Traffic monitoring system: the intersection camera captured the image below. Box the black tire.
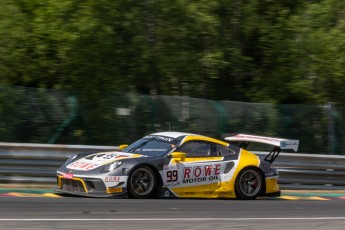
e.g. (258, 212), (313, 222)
(235, 167), (264, 200)
(127, 166), (157, 198)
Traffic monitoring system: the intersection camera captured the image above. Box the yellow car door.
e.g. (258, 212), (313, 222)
(163, 141), (225, 198)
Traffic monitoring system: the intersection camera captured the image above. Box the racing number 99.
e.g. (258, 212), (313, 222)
(166, 170), (178, 182)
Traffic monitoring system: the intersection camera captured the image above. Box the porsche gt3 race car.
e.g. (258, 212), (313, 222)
(55, 132), (299, 200)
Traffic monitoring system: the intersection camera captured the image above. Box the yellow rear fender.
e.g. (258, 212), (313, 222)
(220, 149), (261, 197)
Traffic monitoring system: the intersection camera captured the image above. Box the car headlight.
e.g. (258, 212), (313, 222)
(65, 154), (78, 165)
(104, 160), (123, 172)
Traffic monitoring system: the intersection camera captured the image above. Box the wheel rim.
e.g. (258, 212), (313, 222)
(130, 168), (154, 196)
(239, 169), (261, 197)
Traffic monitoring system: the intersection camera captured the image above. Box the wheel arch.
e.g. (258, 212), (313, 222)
(127, 163), (161, 180)
(234, 165), (266, 199)
(126, 163), (163, 198)
(256, 166), (266, 195)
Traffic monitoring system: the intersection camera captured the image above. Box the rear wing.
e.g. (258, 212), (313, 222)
(224, 134), (299, 163)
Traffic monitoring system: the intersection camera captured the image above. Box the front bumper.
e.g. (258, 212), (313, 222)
(56, 175), (127, 197)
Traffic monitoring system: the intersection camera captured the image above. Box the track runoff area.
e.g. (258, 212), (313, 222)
(0, 194), (344, 230)
(0, 188), (345, 200)
(0, 190), (344, 230)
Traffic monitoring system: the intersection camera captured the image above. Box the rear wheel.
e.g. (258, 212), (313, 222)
(235, 167), (264, 200)
(128, 166), (156, 198)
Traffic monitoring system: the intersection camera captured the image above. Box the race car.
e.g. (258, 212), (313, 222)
(55, 132), (299, 199)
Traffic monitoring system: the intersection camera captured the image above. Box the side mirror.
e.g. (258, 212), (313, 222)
(119, 144), (129, 150)
(170, 152), (186, 161)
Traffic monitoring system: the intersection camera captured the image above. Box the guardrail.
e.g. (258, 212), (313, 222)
(0, 142), (117, 184)
(0, 143), (344, 190)
(254, 151), (345, 190)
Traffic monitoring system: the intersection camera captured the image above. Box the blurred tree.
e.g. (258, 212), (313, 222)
(244, 0), (345, 104)
(0, 0), (345, 105)
(0, 0), (30, 85)
(286, 0), (345, 104)
(1, 0), (345, 151)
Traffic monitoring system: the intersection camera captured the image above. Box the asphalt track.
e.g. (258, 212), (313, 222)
(0, 195), (345, 230)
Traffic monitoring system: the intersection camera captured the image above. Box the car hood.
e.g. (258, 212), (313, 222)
(66, 151), (144, 171)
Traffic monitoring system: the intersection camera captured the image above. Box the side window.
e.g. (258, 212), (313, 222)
(177, 141), (215, 157)
(216, 144), (236, 156)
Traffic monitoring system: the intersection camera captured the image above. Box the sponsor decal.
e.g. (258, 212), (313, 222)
(164, 191), (170, 197)
(105, 176), (121, 182)
(281, 141), (299, 149)
(182, 175), (220, 184)
(164, 163), (222, 185)
(86, 153), (130, 162)
(67, 161), (100, 171)
(230, 134), (298, 151)
(146, 135), (175, 143)
(107, 187), (123, 193)
(182, 164), (221, 184)
(166, 170), (178, 182)
(163, 165), (170, 171)
(62, 173), (73, 179)
(234, 134), (283, 142)
(67, 152), (140, 171)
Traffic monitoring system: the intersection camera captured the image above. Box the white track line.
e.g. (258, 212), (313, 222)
(0, 217), (345, 221)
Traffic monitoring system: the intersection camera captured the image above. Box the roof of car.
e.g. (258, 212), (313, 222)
(151, 131), (229, 146)
(151, 131), (204, 139)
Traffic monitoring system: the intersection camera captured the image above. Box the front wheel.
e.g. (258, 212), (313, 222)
(235, 167), (264, 200)
(127, 166), (157, 198)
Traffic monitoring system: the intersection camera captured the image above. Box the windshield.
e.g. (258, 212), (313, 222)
(123, 135), (181, 157)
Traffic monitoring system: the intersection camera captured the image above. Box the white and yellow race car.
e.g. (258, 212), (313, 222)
(55, 132), (299, 199)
